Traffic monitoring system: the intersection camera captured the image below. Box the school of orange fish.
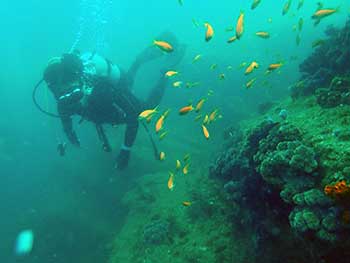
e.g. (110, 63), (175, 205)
(142, 0), (339, 205)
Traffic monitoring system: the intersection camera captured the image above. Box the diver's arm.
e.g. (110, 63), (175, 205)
(58, 105), (80, 147)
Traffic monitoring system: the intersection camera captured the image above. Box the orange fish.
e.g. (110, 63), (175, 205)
(245, 61), (259, 75)
(255, 31), (270, 38)
(267, 63), (283, 71)
(204, 22), (214, 42)
(202, 125), (210, 139)
(312, 8), (338, 20)
(182, 201), (192, 207)
(167, 172), (175, 190)
(165, 70), (178, 77)
(179, 105), (194, 115)
(154, 40), (173, 52)
(195, 98), (206, 112)
(155, 115), (165, 133)
(209, 109), (219, 122)
(236, 12), (244, 39)
(227, 36), (237, 43)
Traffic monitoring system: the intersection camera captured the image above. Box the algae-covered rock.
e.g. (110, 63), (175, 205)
(143, 219), (170, 245)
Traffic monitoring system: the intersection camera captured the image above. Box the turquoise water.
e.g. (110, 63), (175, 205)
(1, 0), (350, 262)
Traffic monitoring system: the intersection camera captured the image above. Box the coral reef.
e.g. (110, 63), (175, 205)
(290, 19), (350, 98)
(315, 76), (350, 108)
(211, 115), (350, 261)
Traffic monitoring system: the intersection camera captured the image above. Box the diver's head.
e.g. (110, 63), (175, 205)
(43, 52), (84, 99)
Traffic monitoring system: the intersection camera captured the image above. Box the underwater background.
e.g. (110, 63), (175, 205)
(1, 0), (350, 262)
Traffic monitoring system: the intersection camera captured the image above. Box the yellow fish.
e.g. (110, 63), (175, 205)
(236, 12), (245, 39)
(255, 31), (270, 39)
(159, 151), (166, 161)
(182, 201), (192, 206)
(246, 78), (256, 89)
(204, 22), (214, 42)
(312, 8), (338, 20)
(154, 40), (173, 53)
(245, 61), (259, 75)
(173, 81), (182, 88)
(165, 70), (178, 77)
(167, 172), (175, 190)
(193, 54), (202, 63)
(267, 63), (283, 71)
(176, 160), (181, 170)
(139, 107), (157, 119)
(183, 163), (190, 175)
(195, 98), (206, 112)
(209, 109), (219, 122)
(202, 125), (210, 139)
(227, 36), (237, 43)
(203, 114), (209, 124)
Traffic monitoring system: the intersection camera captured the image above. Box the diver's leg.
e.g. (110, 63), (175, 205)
(96, 124), (111, 152)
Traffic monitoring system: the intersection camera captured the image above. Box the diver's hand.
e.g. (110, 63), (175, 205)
(116, 148), (130, 170)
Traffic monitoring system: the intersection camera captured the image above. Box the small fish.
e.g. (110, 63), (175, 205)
(195, 98), (206, 112)
(219, 73), (225, 80)
(186, 82), (200, 88)
(167, 172), (175, 190)
(282, 0), (292, 16)
(209, 109), (219, 122)
(165, 70), (179, 77)
(204, 22), (214, 42)
(155, 115), (165, 133)
(159, 151), (166, 161)
(203, 114), (209, 125)
(227, 65), (233, 70)
(202, 125), (210, 139)
(227, 35), (237, 43)
(153, 40), (173, 53)
(183, 163), (190, 175)
(182, 201), (192, 207)
(296, 34), (301, 46)
(178, 0), (183, 6)
(297, 0), (304, 10)
(311, 39), (325, 48)
(238, 62), (247, 69)
(298, 18), (304, 31)
(225, 26), (234, 32)
(139, 107), (157, 119)
(245, 61), (259, 75)
(194, 114), (203, 121)
(236, 12), (245, 39)
(183, 153), (191, 162)
(210, 63), (218, 70)
(192, 18), (200, 28)
(207, 89), (214, 96)
(159, 131), (169, 140)
(246, 78), (256, 89)
(192, 54), (202, 63)
(312, 8), (338, 20)
(251, 0), (261, 10)
(255, 31), (270, 38)
(57, 142), (66, 156)
(173, 81), (182, 88)
(179, 105), (194, 115)
(267, 17), (273, 23)
(267, 63), (283, 71)
(176, 160), (181, 170)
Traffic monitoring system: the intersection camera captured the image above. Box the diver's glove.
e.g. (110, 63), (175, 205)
(116, 145), (131, 170)
(68, 131), (80, 147)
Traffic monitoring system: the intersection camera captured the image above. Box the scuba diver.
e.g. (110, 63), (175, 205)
(40, 32), (185, 169)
